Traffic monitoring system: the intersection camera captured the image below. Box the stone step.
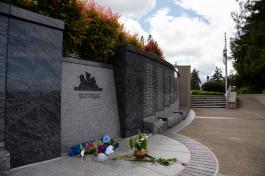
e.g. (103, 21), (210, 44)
(192, 105), (226, 108)
(192, 97), (225, 99)
(191, 95), (226, 108)
(192, 100), (226, 102)
(191, 103), (226, 106)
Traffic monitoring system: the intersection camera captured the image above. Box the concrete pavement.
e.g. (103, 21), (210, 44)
(6, 135), (191, 176)
(179, 95), (265, 176)
(3, 110), (220, 176)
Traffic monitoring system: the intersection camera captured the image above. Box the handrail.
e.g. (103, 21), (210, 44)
(225, 85), (232, 109)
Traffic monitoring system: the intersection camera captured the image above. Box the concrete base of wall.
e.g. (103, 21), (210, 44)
(0, 148), (10, 172)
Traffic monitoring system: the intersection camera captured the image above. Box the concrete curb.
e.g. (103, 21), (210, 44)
(175, 134), (219, 176)
(163, 109), (219, 176)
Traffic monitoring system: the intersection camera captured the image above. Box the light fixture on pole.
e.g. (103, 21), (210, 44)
(223, 33), (228, 94)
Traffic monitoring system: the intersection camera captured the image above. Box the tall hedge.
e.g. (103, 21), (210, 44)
(202, 82), (225, 93)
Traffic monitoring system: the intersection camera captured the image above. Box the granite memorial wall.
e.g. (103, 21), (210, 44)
(0, 2), (182, 170)
(61, 58), (120, 152)
(0, 3), (64, 167)
(113, 45), (179, 138)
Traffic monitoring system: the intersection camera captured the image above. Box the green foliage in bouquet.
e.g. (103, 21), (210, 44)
(129, 130), (148, 150)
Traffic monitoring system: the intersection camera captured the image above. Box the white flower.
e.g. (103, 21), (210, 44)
(96, 153), (108, 161)
(80, 149), (85, 158)
(105, 145), (114, 156)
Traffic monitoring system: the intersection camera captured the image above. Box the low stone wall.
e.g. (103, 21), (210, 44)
(238, 94), (265, 106)
(228, 92), (237, 109)
(61, 58), (120, 152)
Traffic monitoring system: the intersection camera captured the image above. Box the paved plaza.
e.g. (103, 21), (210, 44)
(180, 95), (265, 176)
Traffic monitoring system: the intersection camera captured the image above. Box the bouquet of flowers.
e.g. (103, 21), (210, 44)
(68, 135), (119, 161)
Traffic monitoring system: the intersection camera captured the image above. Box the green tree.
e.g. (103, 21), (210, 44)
(210, 67), (223, 82)
(230, 0), (265, 92)
(191, 69), (201, 90)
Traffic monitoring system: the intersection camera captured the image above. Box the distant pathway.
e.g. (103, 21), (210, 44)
(179, 95), (265, 176)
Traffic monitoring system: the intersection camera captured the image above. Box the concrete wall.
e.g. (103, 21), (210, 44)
(176, 65), (191, 108)
(238, 94), (265, 106)
(0, 3), (64, 167)
(113, 45), (179, 137)
(61, 58), (120, 152)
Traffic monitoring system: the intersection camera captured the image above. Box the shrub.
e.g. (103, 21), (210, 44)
(144, 35), (164, 59)
(191, 90), (224, 95)
(122, 33), (143, 49)
(202, 82), (225, 92)
(237, 86), (258, 94)
(78, 0), (122, 62)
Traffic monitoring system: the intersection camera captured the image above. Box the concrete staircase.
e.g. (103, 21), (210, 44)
(191, 95), (226, 108)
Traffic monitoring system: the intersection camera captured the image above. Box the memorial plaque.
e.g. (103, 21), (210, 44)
(165, 70), (170, 106)
(61, 58), (120, 151)
(155, 67), (163, 111)
(174, 71), (178, 101)
(170, 70), (174, 104)
(143, 63), (155, 117)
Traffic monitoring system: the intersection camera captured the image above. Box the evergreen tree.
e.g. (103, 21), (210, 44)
(191, 69), (201, 90)
(210, 67), (223, 82)
(230, 0), (265, 92)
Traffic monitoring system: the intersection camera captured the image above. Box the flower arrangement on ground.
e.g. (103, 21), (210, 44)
(68, 135), (119, 161)
(111, 130), (181, 166)
(129, 130), (148, 159)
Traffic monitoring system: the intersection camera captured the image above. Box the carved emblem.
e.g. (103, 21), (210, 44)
(74, 72), (103, 91)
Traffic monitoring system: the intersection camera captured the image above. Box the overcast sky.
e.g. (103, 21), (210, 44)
(95, 0), (240, 82)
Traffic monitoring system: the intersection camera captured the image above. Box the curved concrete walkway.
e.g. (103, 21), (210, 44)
(5, 110), (219, 176)
(180, 95), (265, 176)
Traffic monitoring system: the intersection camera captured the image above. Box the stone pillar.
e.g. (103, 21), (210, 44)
(176, 65), (191, 108)
(0, 3), (64, 168)
(0, 4), (8, 146)
(0, 3), (10, 172)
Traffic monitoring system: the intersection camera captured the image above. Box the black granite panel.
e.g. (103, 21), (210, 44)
(155, 65), (163, 111)
(0, 2), (64, 30)
(113, 45), (177, 137)
(170, 70), (174, 104)
(112, 48), (126, 137)
(161, 67), (166, 108)
(0, 2), (10, 14)
(143, 63), (155, 117)
(5, 17), (62, 167)
(165, 70), (170, 107)
(125, 51), (144, 136)
(6, 59), (61, 167)
(0, 15), (8, 57)
(0, 59), (6, 143)
(8, 19), (63, 62)
(0, 14), (8, 143)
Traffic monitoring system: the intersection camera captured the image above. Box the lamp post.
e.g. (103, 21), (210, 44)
(223, 33), (228, 94)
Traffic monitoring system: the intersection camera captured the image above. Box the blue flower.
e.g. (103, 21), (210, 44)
(103, 135), (111, 144)
(114, 143), (119, 149)
(68, 145), (81, 156)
